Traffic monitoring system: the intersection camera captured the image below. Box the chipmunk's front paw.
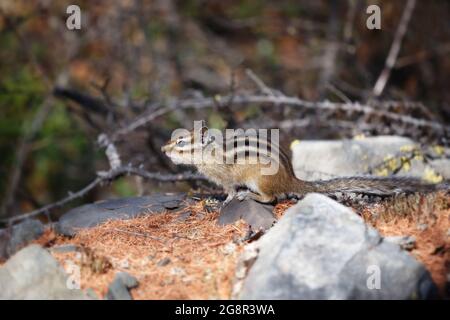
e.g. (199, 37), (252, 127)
(222, 192), (235, 207)
(236, 190), (251, 201)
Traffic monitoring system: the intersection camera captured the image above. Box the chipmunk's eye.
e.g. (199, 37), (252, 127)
(176, 139), (186, 147)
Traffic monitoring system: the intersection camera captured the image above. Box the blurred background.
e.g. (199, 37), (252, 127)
(0, 0), (449, 219)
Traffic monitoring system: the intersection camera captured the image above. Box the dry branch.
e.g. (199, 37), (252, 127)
(2, 166), (206, 224)
(111, 94), (449, 141)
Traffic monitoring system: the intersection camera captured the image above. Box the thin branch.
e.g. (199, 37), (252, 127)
(1, 96), (53, 216)
(245, 69), (275, 97)
(111, 227), (164, 242)
(55, 86), (447, 141)
(97, 134), (122, 169)
(2, 166), (206, 224)
(372, 0), (416, 97)
(326, 84), (351, 103)
(110, 94), (448, 141)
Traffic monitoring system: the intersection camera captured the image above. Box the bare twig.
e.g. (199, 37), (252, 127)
(1, 97), (53, 216)
(1, 166), (206, 224)
(110, 94), (448, 141)
(97, 134), (122, 170)
(55, 85), (447, 140)
(372, 0), (416, 97)
(326, 84), (352, 103)
(111, 227), (164, 242)
(245, 69), (275, 97)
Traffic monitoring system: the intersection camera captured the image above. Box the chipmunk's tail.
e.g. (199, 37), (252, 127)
(298, 176), (446, 196)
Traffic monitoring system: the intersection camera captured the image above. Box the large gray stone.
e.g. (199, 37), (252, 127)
(291, 136), (445, 180)
(239, 194), (437, 299)
(56, 193), (186, 236)
(0, 244), (87, 299)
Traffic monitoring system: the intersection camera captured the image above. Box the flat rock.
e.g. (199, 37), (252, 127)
(56, 193), (186, 236)
(0, 244), (87, 299)
(291, 136), (445, 180)
(239, 193), (437, 299)
(218, 198), (276, 230)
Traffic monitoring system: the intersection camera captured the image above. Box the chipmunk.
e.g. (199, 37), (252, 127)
(161, 122), (442, 205)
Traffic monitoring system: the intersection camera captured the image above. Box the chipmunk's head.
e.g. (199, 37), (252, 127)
(161, 121), (215, 165)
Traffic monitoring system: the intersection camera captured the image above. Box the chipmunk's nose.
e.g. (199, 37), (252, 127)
(161, 145), (169, 153)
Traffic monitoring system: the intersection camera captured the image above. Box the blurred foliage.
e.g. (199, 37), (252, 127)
(113, 179), (138, 198)
(0, 0), (449, 215)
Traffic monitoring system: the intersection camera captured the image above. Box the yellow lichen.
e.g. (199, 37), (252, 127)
(384, 156), (400, 172)
(432, 145), (445, 156)
(399, 145), (417, 153)
(290, 139), (301, 150)
(402, 160), (411, 172)
(375, 168), (389, 177)
(423, 167), (443, 184)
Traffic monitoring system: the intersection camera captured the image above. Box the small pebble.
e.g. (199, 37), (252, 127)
(157, 257), (171, 267)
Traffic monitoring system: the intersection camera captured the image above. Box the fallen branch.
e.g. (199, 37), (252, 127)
(2, 166), (206, 224)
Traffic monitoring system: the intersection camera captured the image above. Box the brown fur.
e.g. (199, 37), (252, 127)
(162, 127), (444, 204)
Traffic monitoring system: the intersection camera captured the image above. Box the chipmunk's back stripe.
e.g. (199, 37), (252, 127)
(222, 133), (292, 170)
(240, 134), (292, 171)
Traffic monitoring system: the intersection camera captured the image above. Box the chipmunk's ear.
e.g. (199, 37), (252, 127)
(199, 121), (215, 145)
(200, 125), (209, 145)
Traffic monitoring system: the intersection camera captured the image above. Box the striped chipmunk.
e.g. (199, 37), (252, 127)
(161, 121), (444, 205)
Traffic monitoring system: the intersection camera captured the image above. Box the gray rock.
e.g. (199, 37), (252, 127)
(7, 219), (45, 256)
(0, 219), (46, 260)
(0, 229), (9, 261)
(0, 244), (87, 299)
(385, 235), (416, 250)
(239, 194), (437, 299)
(218, 198), (276, 230)
(157, 257), (171, 267)
(177, 211), (192, 222)
(50, 244), (80, 253)
(106, 272), (138, 300)
(56, 193), (186, 236)
(291, 136), (434, 180)
(428, 159), (450, 180)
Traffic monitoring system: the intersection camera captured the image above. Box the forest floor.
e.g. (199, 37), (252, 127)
(34, 192), (449, 299)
